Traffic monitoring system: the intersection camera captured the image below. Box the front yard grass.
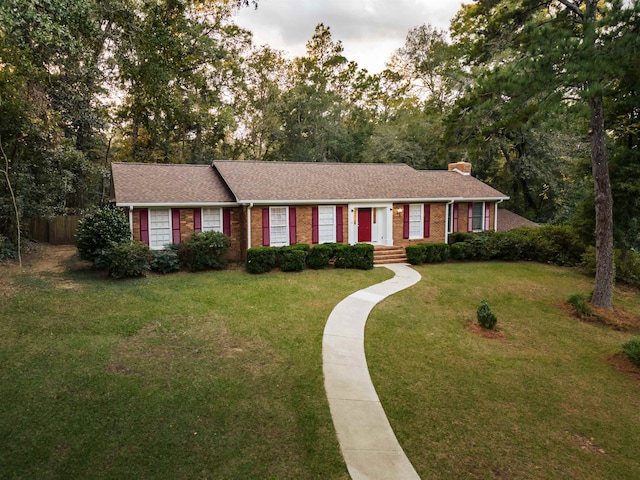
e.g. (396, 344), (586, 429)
(1, 251), (639, 479)
(367, 262), (640, 479)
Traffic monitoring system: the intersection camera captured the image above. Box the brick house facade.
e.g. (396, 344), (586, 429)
(111, 160), (509, 260)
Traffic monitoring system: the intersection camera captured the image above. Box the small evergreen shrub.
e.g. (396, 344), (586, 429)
(405, 245), (424, 265)
(622, 336), (640, 366)
(99, 241), (151, 278)
(76, 206), (131, 263)
(450, 242), (470, 260)
(477, 300), (498, 330)
(177, 230), (230, 272)
(246, 246), (277, 274)
(423, 243), (450, 263)
(334, 243), (374, 270)
(307, 243), (335, 269)
(567, 293), (593, 318)
(279, 246), (307, 272)
(150, 248), (181, 274)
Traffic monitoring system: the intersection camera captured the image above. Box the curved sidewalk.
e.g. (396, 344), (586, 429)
(322, 264), (422, 480)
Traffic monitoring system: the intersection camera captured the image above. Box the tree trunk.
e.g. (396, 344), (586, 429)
(589, 94), (614, 309)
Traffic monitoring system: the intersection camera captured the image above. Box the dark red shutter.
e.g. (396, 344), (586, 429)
(172, 208), (181, 244)
(312, 207), (319, 244)
(223, 208), (231, 236)
(424, 204), (430, 238)
(484, 203), (491, 231)
(139, 209), (149, 245)
(289, 207), (297, 245)
(468, 203), (474, 232)
(336, 206), (343, 243)
(403, 204), (410, 239)
(453, 204), (459, 233)
(262, 208), (270, 246)
(194, 209), (202, 232)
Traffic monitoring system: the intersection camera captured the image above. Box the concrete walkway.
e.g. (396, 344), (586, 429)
(322, 264), (422, 480)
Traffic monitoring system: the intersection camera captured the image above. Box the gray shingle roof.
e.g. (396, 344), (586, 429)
(111, 162), (234, 205)
(496, 209), (539, 231)
(110, 160), (509, 206)
(212, 160), (508, 203)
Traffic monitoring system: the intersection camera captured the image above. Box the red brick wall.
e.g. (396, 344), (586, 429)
(392, 202), (448, 247)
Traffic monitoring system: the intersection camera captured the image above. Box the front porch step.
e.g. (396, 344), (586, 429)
(373, 246), (408, 265)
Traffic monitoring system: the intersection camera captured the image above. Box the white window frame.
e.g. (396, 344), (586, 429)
(270, 206), (289, 247)
(408, 204), (424, 240)
(472, 202), (484, 232)
(318, 205), (336, 244)
(149, 209), (172, 250)
(202, 207), (223, 233)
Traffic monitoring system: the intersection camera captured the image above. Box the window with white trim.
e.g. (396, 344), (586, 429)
(149, 209), (171, 249)
(270, 207), (289, 247)
(202, 207), (222, 232)
(472, 202), (484, 231)
(409, 204), (423, 239)
(318, 206), (336, 243)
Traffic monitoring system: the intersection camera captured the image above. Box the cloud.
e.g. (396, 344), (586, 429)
(234, 0), (465, 72)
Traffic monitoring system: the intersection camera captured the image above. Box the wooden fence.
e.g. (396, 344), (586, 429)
(26, 215), (83, 245)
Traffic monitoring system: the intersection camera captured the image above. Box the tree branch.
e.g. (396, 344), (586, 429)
(555, 0), (584, 19)
(0, 137), (22, 269)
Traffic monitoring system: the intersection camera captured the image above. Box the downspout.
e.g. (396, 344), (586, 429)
(444, 200), (454, 244)
(247, 202), (253, 249)
(494, 199), (504, 232)
(129, 206), (134, 240)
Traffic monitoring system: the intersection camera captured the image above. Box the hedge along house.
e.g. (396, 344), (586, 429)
(110, 160), (509, 262)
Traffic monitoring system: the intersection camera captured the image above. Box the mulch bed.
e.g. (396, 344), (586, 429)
(467, 323), (506, 339)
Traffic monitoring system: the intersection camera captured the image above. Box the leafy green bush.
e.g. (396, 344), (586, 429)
(423, 243), (450, 263)
(567, 293), (593, 318)
(150, 248), (181, 274)
(177, 230), (230, 272)
(76, 206), (131, 263)
(279, 246), (307, 272)
(622, 336), (640, 366)
(0, 234), (17, 261)
(582, 246), (640, 289)
(246, 246), (277, 274)
(449, 242), (470, 260)
(334, 243), (374, 270)
(448, 232), (474, 244)
(99, 241), (151, 279)
(405, 245), (424, 265)
(307, 243), (336, 269)
(529, 225), (585, 266)
(477, 300), (498, 330)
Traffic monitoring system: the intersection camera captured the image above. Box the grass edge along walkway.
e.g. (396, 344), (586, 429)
(323, 264), (422, 480)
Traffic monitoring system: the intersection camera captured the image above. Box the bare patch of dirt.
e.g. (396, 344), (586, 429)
(607, 352), (640, 383)
(0, 244), (89, 292)
(562, 302), (640, 332)
(570, 433), (606, 454)
(467, 323), (506, 339)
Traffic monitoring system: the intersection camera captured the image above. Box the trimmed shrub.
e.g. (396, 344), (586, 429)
(307, 243), (335, 269)
(99, 241), (151, 279)
(448, 232), (474, 244)
(423, 243), (450, 263)
(279, 246), (307, 272)
(177, 230), (230, 272)
(622, 336), (640, 366)
(246, 246), (277, 274)
(450, 241), (470, 260)
(334, 243), (374, 270)
(529, 225), (585, 266)
(150, 248), (181, 274)
(405, 245), (424, 265)
(567, 293), (593, 318)
(76, 206), (131, 263)
(477, 300), (498, 330)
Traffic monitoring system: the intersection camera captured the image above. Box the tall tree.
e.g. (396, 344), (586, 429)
(451, 0), (640, 308)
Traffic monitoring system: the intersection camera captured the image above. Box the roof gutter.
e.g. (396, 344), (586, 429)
(234, 196), (509, 206)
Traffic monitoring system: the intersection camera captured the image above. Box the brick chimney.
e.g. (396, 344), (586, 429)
(448, 161), (472, 175)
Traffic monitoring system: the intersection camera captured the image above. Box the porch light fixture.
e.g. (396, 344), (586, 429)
(396, 207), (403, 216)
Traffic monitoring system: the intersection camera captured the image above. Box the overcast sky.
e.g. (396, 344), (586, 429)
(233, 0), (467, 74)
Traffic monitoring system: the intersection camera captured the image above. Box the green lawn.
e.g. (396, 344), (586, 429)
(1, 255), (639, 479)
(367, 262), (640, 480)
